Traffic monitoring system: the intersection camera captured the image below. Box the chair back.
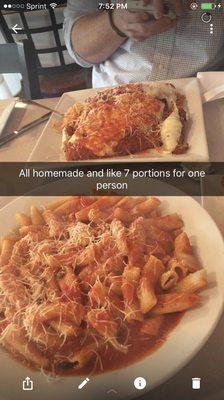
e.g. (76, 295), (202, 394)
(0, 6), (82, 80)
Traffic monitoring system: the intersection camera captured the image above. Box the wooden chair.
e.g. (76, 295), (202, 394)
(0, 7), (91, 99)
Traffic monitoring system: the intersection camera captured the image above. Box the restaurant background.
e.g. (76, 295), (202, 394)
(0, 2), (91, 99)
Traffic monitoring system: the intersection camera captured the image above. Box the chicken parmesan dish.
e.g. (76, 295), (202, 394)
(62, 83), (189, 161)
(0, 196), (207, 376)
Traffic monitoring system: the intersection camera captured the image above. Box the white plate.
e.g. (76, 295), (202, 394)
(201, 174), (224, 236)
(28, 78), (209, 162)
(0, 195), (223, 400)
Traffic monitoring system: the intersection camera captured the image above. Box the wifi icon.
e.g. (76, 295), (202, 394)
(50, 3), (57, 9)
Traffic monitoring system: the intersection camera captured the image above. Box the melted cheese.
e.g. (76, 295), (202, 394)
(142, 83), (178, 109)
(160, 106), (182, 153)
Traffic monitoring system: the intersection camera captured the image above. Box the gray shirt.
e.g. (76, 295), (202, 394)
(63, 0), (224, 87)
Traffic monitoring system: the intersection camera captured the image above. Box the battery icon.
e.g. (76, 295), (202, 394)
(201, 3), (216, 9)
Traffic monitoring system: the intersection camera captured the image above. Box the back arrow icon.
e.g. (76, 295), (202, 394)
(12, 24), (22, 34)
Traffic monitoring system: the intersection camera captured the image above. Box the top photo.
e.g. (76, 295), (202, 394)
(0, 0), (224, 163)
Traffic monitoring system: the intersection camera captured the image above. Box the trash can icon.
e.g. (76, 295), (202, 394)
(192, 377), (201, 390)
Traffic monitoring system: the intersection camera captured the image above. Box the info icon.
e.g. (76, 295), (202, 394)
(134, 377), (147, 390)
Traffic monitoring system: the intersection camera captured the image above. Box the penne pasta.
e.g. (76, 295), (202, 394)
(30, 205), (45, 226)
(112, 207), (133, 224)
(0, 273), (28, 309)
(132, 197), (161, 216)
(75, 196), (123, 222)
(168, 257), (188, 279)
(88, 280), (107, 307)
(1, 324), (49, 369)
(160, 270), (179, 290)
(128, 217), (146, 265)
(174, 270), (207, 293)
(87, 309), (128, 353)
(43, 209), (65, 238)
(152, 292), (200, 314)
(113, 196), (146, 211)
(57, 266), (81, 302)
(0, 236), (18, 267)
(15, 212), (31, 227)
(28, 324), (64, 349)
(122, 266), (142, 322)
(54, 198), (81, 216)
(174, 232), (200, 272)
(19, 225), (49, 237)
(121, 266), (141, 305)
(151, 213), (184, 231)
(88, 207), (111, 223)
(45, 196), (75, 210)
(108, 275), (123, 296)
(50, 320), (79, 338)
(110, 219), (129, 256)
(137, 255), (165, 314)
(41, 266), (61, 301)
(24, 302), (84, 329)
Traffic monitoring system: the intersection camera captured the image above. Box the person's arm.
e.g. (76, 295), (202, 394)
(66, 0), (185, 66)
(71, 9), (177, 65)
(71, 12), (125, 65)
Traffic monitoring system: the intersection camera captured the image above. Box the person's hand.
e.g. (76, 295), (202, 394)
(143, 0), (184, 19)
(113, 9), (177, 40)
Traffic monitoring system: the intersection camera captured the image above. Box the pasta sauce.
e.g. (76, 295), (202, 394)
(56, 313), (183, 376)
(1, 313), (183, 376)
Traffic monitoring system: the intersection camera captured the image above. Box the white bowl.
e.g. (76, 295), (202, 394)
(0, 195), (223, 400)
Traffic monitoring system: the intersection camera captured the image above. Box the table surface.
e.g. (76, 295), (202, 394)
(0, 98), (58, 162)
(0, 94), (224, 399)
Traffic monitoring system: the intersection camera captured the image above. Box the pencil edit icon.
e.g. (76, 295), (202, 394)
(78, 377), (90, 390)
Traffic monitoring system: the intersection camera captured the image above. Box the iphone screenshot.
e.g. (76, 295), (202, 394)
(0, 1), (224, 400)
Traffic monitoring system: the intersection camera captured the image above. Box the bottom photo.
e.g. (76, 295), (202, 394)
(0, 195), (223, 400)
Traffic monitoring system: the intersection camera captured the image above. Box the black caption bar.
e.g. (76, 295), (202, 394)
(0, 162), (224, 197)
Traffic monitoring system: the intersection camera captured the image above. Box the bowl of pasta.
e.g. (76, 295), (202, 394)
(0, 195), (223, 400)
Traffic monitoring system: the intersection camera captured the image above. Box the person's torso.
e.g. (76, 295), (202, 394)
(92, 5), (224, 87)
